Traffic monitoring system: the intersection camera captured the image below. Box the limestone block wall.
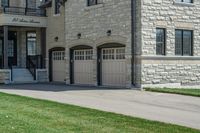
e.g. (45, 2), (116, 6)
(64, 0), (133, 87)
(46, 5), (65, 50)
(142, 59), (200, 86)
(36, 69), (48, 82)
(45, 4), (66, 82)
(140, 0), (200, 86)
(0, 70), (11, 84)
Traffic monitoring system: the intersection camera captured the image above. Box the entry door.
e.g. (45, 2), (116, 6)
(74, 49), (94, 85)
(52, 51), (66, 82)
(101, 48), (126, 87)
(8, 31), (17, 67)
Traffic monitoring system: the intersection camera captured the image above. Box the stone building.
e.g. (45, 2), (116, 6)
(0, 0), (48, 83)
(138, 0), (200, 87)
(0, 0), (199, 88)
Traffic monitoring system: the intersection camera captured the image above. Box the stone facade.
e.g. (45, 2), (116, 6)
(139, 0), (200, 87)
(44, 0), (200, 88)
(0, 0), (47, 84)
(36, 69), (48, 82)
(64, 0), (133, 87)
(45, 1), (66, 82)
(0, 70), (11, 84)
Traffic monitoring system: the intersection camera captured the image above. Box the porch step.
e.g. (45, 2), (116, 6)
(12, 68), (35, 83)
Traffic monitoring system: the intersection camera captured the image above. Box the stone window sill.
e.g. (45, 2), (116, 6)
(84, 3), (104, 11)
(53, 14), (61, 17)
(141, 55), (200, 60)
(173, 2), (195, 7)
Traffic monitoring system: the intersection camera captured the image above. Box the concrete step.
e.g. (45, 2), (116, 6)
(12, 68), (35, 82)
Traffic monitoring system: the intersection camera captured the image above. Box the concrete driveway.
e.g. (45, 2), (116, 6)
(0, 84), (200, 130)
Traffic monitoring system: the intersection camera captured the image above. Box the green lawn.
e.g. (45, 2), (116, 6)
(0, 93), (199, 133)
(145, 88), (200, 97)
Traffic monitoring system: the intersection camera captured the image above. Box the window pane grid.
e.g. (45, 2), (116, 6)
(176, 0), (193, 3)
(156, 28), (165, 55)
(74, 49), (93, 60)
(102, 48), (125, 60)
(53, 51), (65, 61)
(175, 30), (193, 56)
(88, 0), (98, 6)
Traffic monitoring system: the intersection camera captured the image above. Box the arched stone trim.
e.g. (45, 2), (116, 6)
(70, 45), (93, 50)
(67, 38), (95, 49)
(48, 47), (65, 82)
(95, 35), (127, 47)
(48, 45), (66, 51)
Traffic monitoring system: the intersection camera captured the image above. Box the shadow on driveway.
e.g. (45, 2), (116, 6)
(0, 83), (131, 92)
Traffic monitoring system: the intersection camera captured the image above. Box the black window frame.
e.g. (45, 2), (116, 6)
(176, 0), (193, 3)
(26, 32), (37, 56)
(1, 0), (9, 7)
(156, 28), (166, 55)
(87, 0), (98, 6)
(175, 29), (193, 56)
(55, 0), (61, 14)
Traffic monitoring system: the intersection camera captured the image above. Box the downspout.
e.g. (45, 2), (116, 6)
(131, 0), (135, 86)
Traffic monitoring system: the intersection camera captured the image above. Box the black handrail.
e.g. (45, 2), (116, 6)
(27, 55), (42, 80)
(0, 6), (46, 16)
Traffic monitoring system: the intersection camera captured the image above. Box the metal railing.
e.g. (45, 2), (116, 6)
(0, 6), (46, 17)
(27, 55), (43, 80)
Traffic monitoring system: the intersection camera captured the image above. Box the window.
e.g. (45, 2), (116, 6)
(102, 48), (125, 60)
(74, 50), (93, 60)
(1, 0), (9, 7)
(175, 30), (193, 56)
(55, 0), (61, 14)
(27, 0), (36, 9)
(53, 51), (65, 60)
(87, 0), (98, 6)
(8, 40), (14, 57)
(175, 0), (193, 3)
(27, 32), (37, 56)
(156, 28), (166, 55)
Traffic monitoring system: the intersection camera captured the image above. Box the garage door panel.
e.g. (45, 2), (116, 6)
(74, 49), (93, 85)
(52, 51), (65, 82)
(102, 48), (126, 87)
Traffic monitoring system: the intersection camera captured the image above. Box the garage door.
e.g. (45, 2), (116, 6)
(102, 48), (126, 86)
(74, 49), (94, 85)
(52, 51), (66, 82)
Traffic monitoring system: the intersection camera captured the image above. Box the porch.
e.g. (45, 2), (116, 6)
(0, 26), (48, 84)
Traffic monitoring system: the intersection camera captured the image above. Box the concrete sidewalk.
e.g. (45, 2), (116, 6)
(0, 84), (200, 130)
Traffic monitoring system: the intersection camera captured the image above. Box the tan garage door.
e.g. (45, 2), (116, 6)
(52, 51), (66, 82)
(102, 48), (126, 87)
(74, 49), (94, 85)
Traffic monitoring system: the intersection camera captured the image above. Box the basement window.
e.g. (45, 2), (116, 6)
(175, 0), (193, 3)
(175, 30), (193, 56)
(87, 0), (98, 6)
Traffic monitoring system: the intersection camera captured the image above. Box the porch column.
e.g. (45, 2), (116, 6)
(3, 26), (8, 69)
(40, 28), (46, 68)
